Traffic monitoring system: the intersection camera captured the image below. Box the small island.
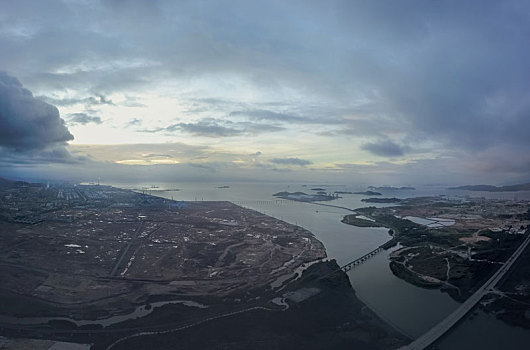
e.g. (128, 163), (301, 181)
(361, 197), (402, 203)
(143, 188), (180, 192)
(273, 191), (339, 202)
(341, 215), (383, 227)
(368, 186), (416, 191)
(449, 182), (530, 192)
(353, 191), (382, 196)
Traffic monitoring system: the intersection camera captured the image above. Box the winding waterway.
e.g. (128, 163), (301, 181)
(7, 181), (526, 347)
(132, 181), (529, 347)
(0, 300), (208, 327)
(119, 183), (461, 336)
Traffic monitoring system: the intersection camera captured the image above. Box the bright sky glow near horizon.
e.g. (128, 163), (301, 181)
(1, 0), (530, 185)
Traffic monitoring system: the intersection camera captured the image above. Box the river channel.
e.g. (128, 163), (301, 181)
(137, 182), (462, 338)
(141, 182), (530, 347)
(5, 181), (527, 347)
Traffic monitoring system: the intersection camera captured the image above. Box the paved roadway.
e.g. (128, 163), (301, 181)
(400, 232), (530, 350)
(109, 222), (143, 276)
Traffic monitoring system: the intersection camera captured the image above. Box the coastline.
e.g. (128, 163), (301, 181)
(0, 183), (411, 349)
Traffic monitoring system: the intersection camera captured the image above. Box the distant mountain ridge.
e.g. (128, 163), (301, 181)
(449, 183), (530, 192)
(0, 177), (31, 189)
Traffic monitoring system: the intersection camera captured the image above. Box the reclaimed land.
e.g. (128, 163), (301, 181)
(0, 180), (325, 317)
(0, 179), (408, 349)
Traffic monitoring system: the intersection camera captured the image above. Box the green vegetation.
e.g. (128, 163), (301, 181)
(0, 261), (410, 349)
(472, 231), (523, 262)
(483, 240), (530, 329)
(341, 215), (382, 227)
(449, 182), (530, 192)
(389, 261), (441, 289)
(0, 291), (64, 317)
(60, 261), (408, 350)
(404, 247), (448, 280)
(361, 198), (402, 203)
(369, 214), (465, 247)
(343, 197), (529, 304)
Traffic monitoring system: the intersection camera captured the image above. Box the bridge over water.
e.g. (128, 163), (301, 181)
(234, 198), (383, 272)
(233, 199), (293, 206)
(233, 199), (358, 212)
(340, 246), (384, 271)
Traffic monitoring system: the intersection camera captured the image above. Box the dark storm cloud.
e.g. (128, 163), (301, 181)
(343, 1), (530, 153)
(270, 158), (312, 166)
(0, 72), (73, 150)
(0, 146), (84, 165)
(66, 113), (102, 126)
(361, 140), (406, 157)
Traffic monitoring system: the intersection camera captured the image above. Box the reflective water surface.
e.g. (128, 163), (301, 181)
(111, 182), (529, 347)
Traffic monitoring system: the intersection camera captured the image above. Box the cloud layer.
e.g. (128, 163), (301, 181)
(1, 1), (530, 183)
(361, 140), (406, 157)
(270, 158), (313, 166)
(66, 113), (102, 126)
(140, 118), (283, 137)
(0, 72), (73, 150)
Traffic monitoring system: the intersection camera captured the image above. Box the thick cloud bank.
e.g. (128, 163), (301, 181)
(0, 72), (73, 150)
(0, 72), (75, 163)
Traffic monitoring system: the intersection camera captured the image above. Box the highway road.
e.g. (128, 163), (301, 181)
(399, 232), (530, 350)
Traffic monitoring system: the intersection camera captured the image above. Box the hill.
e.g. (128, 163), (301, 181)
(449, 183), (530, 192)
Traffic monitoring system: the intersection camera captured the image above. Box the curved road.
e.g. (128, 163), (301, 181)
(399, 232), (530, 350)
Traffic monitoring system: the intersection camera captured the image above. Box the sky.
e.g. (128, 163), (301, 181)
(1, 0), (530, 185)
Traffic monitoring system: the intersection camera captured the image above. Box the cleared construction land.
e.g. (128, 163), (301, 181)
(0, 180), (407, 350)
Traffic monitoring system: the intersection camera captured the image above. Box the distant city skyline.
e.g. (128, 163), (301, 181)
(1, 1), (530, 185)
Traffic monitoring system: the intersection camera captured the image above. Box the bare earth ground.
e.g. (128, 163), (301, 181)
(0, 182), (408, 349)
(0, 196), (325, 317)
